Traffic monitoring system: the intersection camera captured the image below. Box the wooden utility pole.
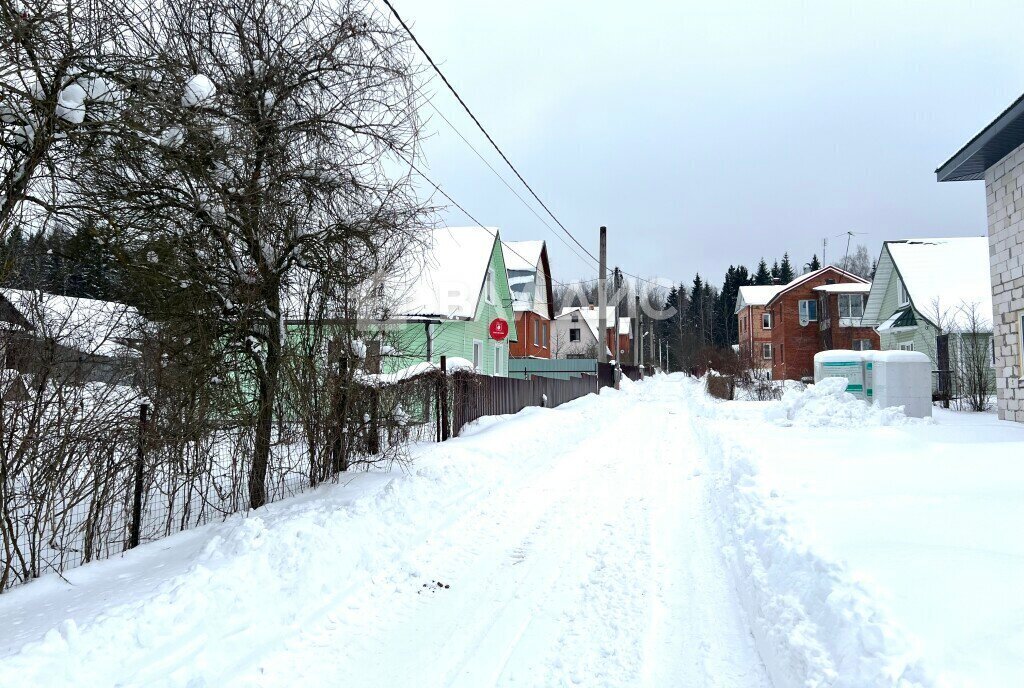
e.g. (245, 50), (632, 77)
(598, 226), (607, 363)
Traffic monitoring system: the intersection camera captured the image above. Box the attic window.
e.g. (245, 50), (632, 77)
(897, 279), (910, 307)
(825, 278), (836, 285)
(485, 268), (496, 305)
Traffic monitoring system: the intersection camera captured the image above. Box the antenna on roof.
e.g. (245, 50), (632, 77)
(835, 230), (866, 266)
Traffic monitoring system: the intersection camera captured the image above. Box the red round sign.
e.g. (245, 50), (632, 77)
(489, 317), (509, 341)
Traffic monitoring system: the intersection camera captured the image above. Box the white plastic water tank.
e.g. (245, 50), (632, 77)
(813, 350), (867, 401)
(870, 350), (932, 418)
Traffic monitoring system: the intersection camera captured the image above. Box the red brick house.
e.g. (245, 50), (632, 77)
(504, 240), (555, 358)
(764, 266), (877, 380)
(735, 285), (784, 373)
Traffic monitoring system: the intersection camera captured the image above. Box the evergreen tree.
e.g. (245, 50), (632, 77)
(771, 260), (780, 281)
(806, 253), (821, 272)
(686, 274), (705, 344)
(779, 253), (794, 283)
(753, 259), (772, 285)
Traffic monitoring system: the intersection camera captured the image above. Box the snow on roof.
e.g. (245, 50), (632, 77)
(812, 283), (872, 293)
(735, 285), (784, 312)
(391, 227), (500, 320)
(886, 237), (993, 330)
(502, 240), (544, 272)
(556, 306), (631, 338)
(0, 288), (147, 358)
(764, 266), (868, 308)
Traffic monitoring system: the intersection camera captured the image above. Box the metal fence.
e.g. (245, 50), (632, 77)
(449, 369), (598, 435)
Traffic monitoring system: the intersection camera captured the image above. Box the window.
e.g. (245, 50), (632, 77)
(493, 343), (502, 375)
(570, 328), (581, 342)
(472, 340), (483, 371)
(762, 312), (772, 329)
(852, 339), (873, 351)
(897, 279), (910, 307)
(899, 341), (914, 352)
(762, 342), (773, 360)
(485, 268), (496, 305)
(838, 293), (864, 319)
(798, 299), (817, 322)
(542, 322), (549, 348)
(533, 320), (540, 346)
(570, 312), (579, 322)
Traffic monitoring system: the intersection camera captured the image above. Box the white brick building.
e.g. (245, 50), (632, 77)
(938, 95), (1024, 421)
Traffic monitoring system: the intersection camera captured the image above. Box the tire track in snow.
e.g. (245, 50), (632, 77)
(230, 378), (772, 688)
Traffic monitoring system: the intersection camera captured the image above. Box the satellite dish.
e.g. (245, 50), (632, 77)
(799, 315), (809, 327)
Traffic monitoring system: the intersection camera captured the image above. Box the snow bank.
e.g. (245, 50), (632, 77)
(765, 377), (922, 427)
(0, 430), (508, 686)
(685, 379), (934, 687)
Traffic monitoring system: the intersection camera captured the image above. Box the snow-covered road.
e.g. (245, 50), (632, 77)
(0, 376), (772, 687)
(232, 379), (769, 688)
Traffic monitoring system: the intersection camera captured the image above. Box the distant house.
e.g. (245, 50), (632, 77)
(379, 226), (517, 376)
(863, 238), (993, 394)
(552, 305), (631, 360)
(503, 240), (554, 359)
(763, 266), (874, 381)
(937, 93), (1024, 421)
(0, 288), (147, 384)
(735, 285), (783, 373)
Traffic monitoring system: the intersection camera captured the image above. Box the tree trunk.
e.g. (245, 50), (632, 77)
(249, 310), (282, 510)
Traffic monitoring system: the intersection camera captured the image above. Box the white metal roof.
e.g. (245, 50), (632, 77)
(885, 237), (992, 330)
(735, 285), (784, 313)
(502, 240), (544, 272)
(391, 227), (501, 320)
(812, 283), (872, 293)
(0, 288), (147, 358)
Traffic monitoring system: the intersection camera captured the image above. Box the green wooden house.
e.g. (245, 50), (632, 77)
(863, 237), (994, 395)
(379, 227), (518, 376)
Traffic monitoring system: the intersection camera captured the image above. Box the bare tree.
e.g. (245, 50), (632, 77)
(0, 0), (129, 238)
(77, 0), (427, 507)
(837, 244), (873, 279)
(950, 302), (994, 412)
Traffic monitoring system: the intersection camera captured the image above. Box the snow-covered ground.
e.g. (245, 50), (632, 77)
(695, 378), (1024, 687)
(0, 376), (769, 688)
(1, 374), (1018, 687)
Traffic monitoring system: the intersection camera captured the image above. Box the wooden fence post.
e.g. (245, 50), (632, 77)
(128, 402), (148, 551)
(440, 356), (450, 441)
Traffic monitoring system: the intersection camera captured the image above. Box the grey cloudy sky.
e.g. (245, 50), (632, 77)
(393, 0), (1024, 290)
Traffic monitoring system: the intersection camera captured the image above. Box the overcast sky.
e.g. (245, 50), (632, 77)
(388, 0), (1024, 290)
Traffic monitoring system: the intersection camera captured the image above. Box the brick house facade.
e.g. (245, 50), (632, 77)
(510, 310), (551, 358)
(505, 240), (554, 359)
(765, 267), (871, 381)
(815, 285), (880, 353)
(735, 285), (783, 373)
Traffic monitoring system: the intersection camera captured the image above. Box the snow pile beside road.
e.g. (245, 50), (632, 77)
(765, 377), (920, 427)
(0, 435), (510, 687)
(687, 379), (934, 687)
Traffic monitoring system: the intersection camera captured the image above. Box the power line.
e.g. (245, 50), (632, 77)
(381, 0), (665, 293)
(380, 0), (598, 265)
